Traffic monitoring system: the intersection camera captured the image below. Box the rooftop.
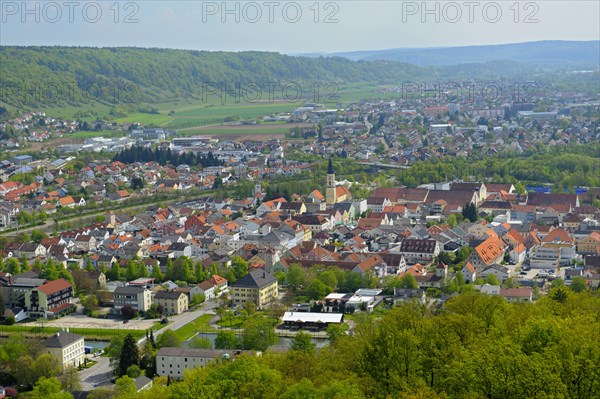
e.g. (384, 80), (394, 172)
(44, 331), (83, 348)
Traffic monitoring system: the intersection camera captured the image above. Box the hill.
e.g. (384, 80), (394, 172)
(327, 41), (600, 67)
(0, 46), (550, 110)
(0, 46), (432, 109)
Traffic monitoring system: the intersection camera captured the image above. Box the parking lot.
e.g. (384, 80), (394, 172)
(515, 266), (566, 281)
(21, 312), (157, 330)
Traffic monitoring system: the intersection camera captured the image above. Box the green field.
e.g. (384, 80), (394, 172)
(115, 112), (172, 126)
(173, 314), (213, 341)
(0, 324), (146, 341)
(26, 83), (390, 137)
(65, 130), (126, 139)
(178, 126), (292, 136)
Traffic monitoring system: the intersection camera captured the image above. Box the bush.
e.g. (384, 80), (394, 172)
(4, 316), (16, 325)
(121, 305), (136, 319)
(126, 365), (142, 378)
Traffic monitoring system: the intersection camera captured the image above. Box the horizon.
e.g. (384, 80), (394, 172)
(0, 1), (598, 52)
(1, 39), (598, 55)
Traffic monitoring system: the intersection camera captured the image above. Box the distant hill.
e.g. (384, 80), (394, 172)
(325, 41), (600, 67)
(0, 46), (431, 108)
(0, 45), (590, 109)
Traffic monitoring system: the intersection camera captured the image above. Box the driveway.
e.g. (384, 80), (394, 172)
(79, 356), (112, 391)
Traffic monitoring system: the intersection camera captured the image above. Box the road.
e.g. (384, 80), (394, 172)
(138, 300), (218, 345)
(78, 300), (219, 391)
(79, 356), (112, 391)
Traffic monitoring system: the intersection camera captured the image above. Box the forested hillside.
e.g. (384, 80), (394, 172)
(0, 46), (430, 108)
(149, 291), (600, 399)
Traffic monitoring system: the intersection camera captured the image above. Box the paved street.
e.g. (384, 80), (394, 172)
(79, 356), (112, 391)
(138, 300), (218, 345)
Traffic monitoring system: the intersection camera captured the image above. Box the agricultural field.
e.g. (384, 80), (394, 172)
(178, 121), (316, 140)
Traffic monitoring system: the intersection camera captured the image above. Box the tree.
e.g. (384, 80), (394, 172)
(306, 279), (330, 300)
(462, 202), (477, 222)
(118, 334), (139, 377)
(85, 257), (95, 272)
(326, 323), (348, 343)
(140, 340), (156, 377)
(114, 375), (137, 398)
(447, 213), (458, 228)
(549, 286), (571, 304)
(121, 305), (136, 319)
(58, 365), (81, 393)
(399, 274), (419, 289)
(126, 364), (142, 378)
(230, 256), (249, 280)
(570, 276), (588, 293)
(81, 294), (99, 315)
(165, 258), (174, 281)
(214, 330), (239, 349)
(32, 353), (61, 384)
(485, 274), (500, 285)
(131, 177), (145, 190)
(107, 262), (121, 281)
(242, 316), (277, 351)
(286, 264), (306, 292)
(290, 331), (315, 355)
(156, 330), (182, 349)
(31, 229), (48, 243)
(188, 336), (212, 349)
(30, 376), (73, 399)
(6, 258), (21, 275)
(151, 264), (164, 282)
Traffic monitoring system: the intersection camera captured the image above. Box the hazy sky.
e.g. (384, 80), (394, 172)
(1, 1), (598, 52)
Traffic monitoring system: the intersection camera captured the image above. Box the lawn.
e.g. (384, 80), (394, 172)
(31, 83), (393, 132)
(173, 314), (214, 341)
(216, 315), (245, 329)
(0, 324), (146, 341)
(114, 112), (172, 126)
(64, 130), (126, 139)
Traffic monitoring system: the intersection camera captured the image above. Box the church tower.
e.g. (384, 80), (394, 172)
(326, 157), (337, 206)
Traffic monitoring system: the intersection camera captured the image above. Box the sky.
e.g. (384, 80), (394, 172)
(0, 1), (599, 53)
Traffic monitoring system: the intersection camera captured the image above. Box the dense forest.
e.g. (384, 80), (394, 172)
(122, 291), (600, 399)
(3, 47), (594, 110)
(0, 46), (429, 108)
(3, 291), (598, 399)
(112, 146), (223, 167)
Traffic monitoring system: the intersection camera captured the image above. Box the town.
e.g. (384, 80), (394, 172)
(1, 60), (600, 399)
(1, 93), (599, 397)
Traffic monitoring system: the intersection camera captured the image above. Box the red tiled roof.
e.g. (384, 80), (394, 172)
(36, 278), (72, 295)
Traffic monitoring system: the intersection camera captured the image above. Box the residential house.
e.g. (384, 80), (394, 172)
(576, 232), (600, 255)
(467, 237), (506, 273)
(462, 261), (477, 283)
(500, 287), (533, 302)
(156, 348), (252, 379)
(154, 290), (189, 315)
(112, 286), (152, 313)
(25, 279), (74, 319)
(480, 264), (510, 283)
(396, 239), (440, 263)
(230, 269), (278, 308)
(43, 331), (85, 369)
(190, 275), (228, 300)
